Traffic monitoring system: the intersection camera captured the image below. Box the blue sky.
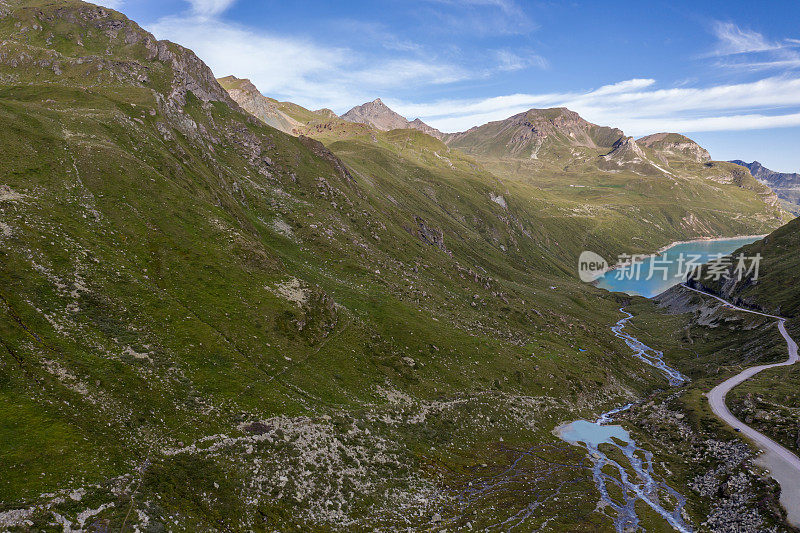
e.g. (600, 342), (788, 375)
(100, 0), (800, 172)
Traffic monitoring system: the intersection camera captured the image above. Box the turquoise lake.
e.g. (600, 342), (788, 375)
(595, 236), (763, 298)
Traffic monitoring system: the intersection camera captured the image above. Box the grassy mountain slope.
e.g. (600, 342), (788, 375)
(0, 1), (747, 530)
(441, 108), (789, 253)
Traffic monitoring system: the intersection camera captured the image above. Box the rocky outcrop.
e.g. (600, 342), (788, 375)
(603, 136), (646, 163)
(297, 135), (355, 185)
(218, 75), (301, 134)
(0, 1), (234, 108)
(408, 118), (444, 140)
(413, 216), (446, 251)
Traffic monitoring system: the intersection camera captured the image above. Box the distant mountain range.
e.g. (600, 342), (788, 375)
(223, 84), (766, 186)
(730, 160), (800, 213)
(338, 101), (718, 178)
(222, 79), (788, 246)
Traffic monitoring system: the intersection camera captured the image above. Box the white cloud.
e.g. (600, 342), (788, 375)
(710, 21), (783, 56)
(495, 49), (548, 71)
(147, 15), (469, 111)
(708, 22), (800, 70)
(607, 112), (800, 135)
(187, 0), (237, 17)
(93, 0), (124, 9)
(144, 5), (800, 140)
(148, 16), (347, 107)
(348, 59), (467, 87)
(387, 77), (800, 135)
(589, 78), (655, 96)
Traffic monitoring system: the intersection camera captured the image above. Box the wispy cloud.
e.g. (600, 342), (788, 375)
(494, 49), (548, 71)
(93, 0), (124, 9)
(710, 21), (784, 55)
(387, 77), (800, 135)
(588, 78), (655, 96)
(430, 0), (524, 16)
(145, 2), (800, 139)
(332, 20), (423, 53)
(708, 21), (800, 70)
(186, 0), (237, 17)
(421, 0), (535, 36)
(147, 1), (544, 111)
(147, 14), (469, 110)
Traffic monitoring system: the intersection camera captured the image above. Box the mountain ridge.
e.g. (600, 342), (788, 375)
(223, 79), (788, 262)
(444, 107), (624, 161)
(220, 81), (789, 249)
(217, 75), (302, 134)
(340, 97), (445, 138)
(730, 160), (800, 212)
(222, 89), (725, 179)
(638, 132), (711, 164)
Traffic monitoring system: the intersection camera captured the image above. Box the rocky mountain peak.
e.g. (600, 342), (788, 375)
(518, 108), (624, 145)
(314, 108), (339, 119)
(637, 133), (711, 163)
(526, 107), (580, 122)
(218, 75), (259, 96)
(730, 160), (800, 211)
(444, 106), (625, 159)
(340, 98), (410, 131)
(730, 160), (769, 178)
(603, 136), (646, 163)
(340, 98), (444, 138)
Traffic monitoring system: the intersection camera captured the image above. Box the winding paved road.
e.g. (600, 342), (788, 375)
(682, 284), (800, 527)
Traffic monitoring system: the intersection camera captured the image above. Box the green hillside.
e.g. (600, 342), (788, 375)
(0, 1), (794, 531)
(0, 1), (676, 530)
